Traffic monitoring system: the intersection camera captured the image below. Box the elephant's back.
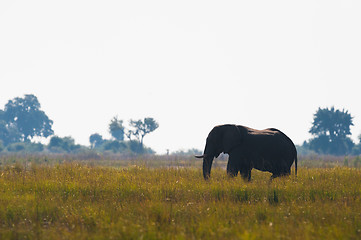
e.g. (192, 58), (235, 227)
(246, 127), (280, 137)
(264, 128), (295, 145)
(248, 127), (297, 158)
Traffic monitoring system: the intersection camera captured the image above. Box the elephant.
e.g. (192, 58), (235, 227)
(195, 124), (297, 181)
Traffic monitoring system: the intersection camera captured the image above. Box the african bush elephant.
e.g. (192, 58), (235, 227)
(195, 124), (297, 181)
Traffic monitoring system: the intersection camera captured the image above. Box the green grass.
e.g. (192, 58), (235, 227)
(0, 161), (360, 239)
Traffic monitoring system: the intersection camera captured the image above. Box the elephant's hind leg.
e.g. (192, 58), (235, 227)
(240, 169), (252, 181)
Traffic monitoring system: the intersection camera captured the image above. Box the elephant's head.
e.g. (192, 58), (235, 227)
(195, 125), (244, 179)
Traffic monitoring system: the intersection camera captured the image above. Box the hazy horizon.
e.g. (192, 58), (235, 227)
(1, 1), (361, 153)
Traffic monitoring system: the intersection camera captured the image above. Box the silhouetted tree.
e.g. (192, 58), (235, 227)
(2, 94), (53, 141)
(308, 107), (354, 155)
(129, 117), (159, 148)
(89, 133), (104, 149)
(109, 117), (125, 141)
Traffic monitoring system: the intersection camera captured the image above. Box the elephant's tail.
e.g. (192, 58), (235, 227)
(295, 153), (298, 177)
(294, 147), (298, 177)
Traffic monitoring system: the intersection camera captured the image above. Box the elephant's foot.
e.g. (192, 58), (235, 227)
(240, 170), (251, 182)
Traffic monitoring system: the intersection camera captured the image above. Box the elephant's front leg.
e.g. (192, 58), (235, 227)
(226, 158), (238, 177)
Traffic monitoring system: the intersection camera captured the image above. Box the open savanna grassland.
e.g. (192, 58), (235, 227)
(0, 159), (360, 240)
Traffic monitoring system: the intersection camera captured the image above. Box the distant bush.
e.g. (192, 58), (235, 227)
(48, 136), (81, 153)
(6, 142), (26, 152)
(6, 142), (44, 153)
(95, 139), (154, 154)
(103, 140), (127, 153)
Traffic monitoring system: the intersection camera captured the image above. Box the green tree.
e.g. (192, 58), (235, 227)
(3, 94), (53, 141)
(108, 117), (125, 141)
(308, 107), (354, 155)
(129, 117), (159, 149)
(89, 133), (104, 149)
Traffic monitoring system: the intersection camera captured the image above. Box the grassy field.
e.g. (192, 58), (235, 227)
(0, 158), (360, 239)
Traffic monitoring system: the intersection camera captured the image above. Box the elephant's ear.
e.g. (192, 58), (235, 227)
(223, 125), (244, 153)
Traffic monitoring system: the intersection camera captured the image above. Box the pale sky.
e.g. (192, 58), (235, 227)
(1, 0), (360, 154)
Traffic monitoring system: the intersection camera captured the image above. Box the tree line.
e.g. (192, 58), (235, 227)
(0, 94), (361, 156)
(0, 94), (158, 154)
(89, 116), (159, 154)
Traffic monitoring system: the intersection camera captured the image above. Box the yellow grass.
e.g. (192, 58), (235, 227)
(0, 161), (360, 239)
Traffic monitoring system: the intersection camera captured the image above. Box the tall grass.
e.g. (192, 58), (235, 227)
(0, 161), (360, 239)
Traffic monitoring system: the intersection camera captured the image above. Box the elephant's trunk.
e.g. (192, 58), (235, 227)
(202, 156), (214, 180)
(195, 154), (213, 179)
(196, 139), (218, 180)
